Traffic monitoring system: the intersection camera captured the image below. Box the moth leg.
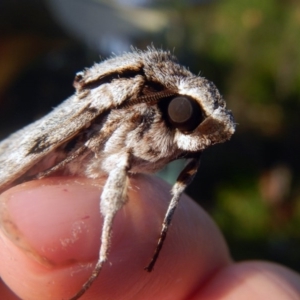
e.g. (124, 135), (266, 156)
(145, 153), (201, 272)
(69, 154), (130, 300)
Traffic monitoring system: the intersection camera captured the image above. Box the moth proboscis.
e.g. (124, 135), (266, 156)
(0, 47), (235, 299)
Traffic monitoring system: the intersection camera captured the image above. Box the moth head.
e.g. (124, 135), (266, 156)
(136, 48), (236, 152)
(161, 77), (235, 152)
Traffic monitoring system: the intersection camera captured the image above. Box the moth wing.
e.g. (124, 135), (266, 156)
(0, 49), (167, 191)
(0, 93), (112, 191)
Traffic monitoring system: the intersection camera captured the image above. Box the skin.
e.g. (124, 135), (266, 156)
(0, 175), (299, 300)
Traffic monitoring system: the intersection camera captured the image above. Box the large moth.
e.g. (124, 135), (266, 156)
(0, 47), (235, 299)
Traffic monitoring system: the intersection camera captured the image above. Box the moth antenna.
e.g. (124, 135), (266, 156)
(69, 154), (130, 300)
(145, 153), (201, 272)
(119, 90), (176, 109)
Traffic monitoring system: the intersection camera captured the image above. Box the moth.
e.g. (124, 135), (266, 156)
(0, 47), (235, 299)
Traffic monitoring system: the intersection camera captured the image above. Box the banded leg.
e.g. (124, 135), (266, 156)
(145, 153), (201, 272)
(70, 154), (130, 300)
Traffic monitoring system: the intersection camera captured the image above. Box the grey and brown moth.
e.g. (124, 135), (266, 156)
(0, 47), (235, 299)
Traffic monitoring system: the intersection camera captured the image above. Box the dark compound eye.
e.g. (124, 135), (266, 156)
(167, 96), (204, 132)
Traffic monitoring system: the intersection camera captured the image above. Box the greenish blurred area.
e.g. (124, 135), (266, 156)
(183, 0), (300, 270)
(0, 0), (299, 272)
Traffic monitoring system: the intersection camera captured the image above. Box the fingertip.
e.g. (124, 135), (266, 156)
(0, 175), (231, 299)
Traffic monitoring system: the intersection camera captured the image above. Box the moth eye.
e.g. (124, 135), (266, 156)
(167, 96), (203, 132)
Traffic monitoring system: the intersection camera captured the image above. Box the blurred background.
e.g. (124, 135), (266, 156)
(0, 0), (299, 280)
